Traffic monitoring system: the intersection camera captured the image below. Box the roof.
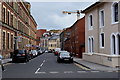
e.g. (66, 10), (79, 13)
(81, 2), (101, 13)
(49, 36), (59, 40)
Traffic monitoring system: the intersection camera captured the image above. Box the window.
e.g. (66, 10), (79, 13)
(88, 38), (91, 52)
(114, 3), (118, 22)
(88, 37), (94, 53)
(112, 2), (118, 23)
(2, 7), (6, 23)
(100, 33), (105, 48)
(11, 35), (13, 49)
(11, 14), (13, 27)
(91, 38), (94, 52)
(90, 15), (93, 27)
(88, 14), (93, 30)
(111, 33), (120, 55)
(112, 35), (116, 54)
(3, 32), (6, 49)
(7, 10), (10, 25)
(7, 33), (10, 49)
(117, 34), (120, 55)
(99, 10), (105, 27)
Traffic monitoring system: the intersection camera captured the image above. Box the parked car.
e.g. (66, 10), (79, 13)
(37, 50), (43, 55)
(31, 50), (38, 57)
(28, 50), (33, 59)
(48, 49), (52, 53)
(12, 50), (30, 62)
(57, 52), (73, 63)
(45, 50), (48, 53)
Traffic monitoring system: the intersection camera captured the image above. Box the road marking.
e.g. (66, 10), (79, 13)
(74, 63), (90, 71)
(64, 71), (73, 73)
(77, 71), (87, 73)
(91, 71), (100, 73)
(35, 68), (41, 74)
(43, 60), (46, 63)
(36, 72), (46, 74)
(40, 63), (43, 67)
(35, 60), (46, 74)
(49, 71), (59, 74)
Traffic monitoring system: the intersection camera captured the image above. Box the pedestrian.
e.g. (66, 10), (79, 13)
(0, 54), (5, 71)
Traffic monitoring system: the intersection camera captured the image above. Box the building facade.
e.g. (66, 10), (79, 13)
(60, 17), (85, 58)
(36, 29), (46, 46)
(0, 1), (37, 58)
(48, 35), (60, 50)
(82, 1), (120, 67)
(39, 30), (61, 50)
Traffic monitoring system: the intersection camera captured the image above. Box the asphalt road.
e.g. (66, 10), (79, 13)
(2, 53), (119, 79)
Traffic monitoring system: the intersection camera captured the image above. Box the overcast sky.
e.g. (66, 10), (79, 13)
(30, 2), (96, 30)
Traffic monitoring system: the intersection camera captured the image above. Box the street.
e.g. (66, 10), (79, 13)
(2, 53), (119, 79)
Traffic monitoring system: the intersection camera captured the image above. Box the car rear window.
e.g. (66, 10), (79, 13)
(60, 52), (70, 57)
(14, 50), (25, 54)
(18, 50), (25, 54)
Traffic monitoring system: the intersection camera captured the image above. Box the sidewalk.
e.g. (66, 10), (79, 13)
(2, 58), (12, 64)
(73, 57), (120, 72)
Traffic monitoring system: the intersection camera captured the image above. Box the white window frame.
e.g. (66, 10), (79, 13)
(111, 2), (119, 24)
(88, 37), (91, 53)
(88, 14), (93, 30)
(100, 32), (105, 48)
(111, 33), (120, 55)
(88, 36), (94, 53)
(99, 9), (105, 28)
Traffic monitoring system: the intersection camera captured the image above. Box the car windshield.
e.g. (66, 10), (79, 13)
(60, 52), (70, 57)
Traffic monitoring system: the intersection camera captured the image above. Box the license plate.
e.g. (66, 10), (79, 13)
(64, 59), (69, 60)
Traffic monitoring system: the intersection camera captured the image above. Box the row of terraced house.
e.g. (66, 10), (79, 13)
(60, 1), (120, 67)
(0, 0), (37, 58)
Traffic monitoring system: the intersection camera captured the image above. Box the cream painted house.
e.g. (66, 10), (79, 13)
(48, 35), (60, 50)
(82, 1), (120, 67)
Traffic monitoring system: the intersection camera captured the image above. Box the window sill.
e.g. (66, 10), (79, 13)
(99, 26), (105, 28)
(111, 22), (119, 25)
(100, 47), (105, 49)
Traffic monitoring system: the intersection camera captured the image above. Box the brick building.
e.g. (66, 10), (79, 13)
(36, 29), (46, 46)
(60, 17), (85, 58)
(0, 1), (37, 58)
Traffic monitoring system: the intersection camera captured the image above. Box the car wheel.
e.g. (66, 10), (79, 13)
(70, 59), (73, 63)
(57, 59), (61, 63)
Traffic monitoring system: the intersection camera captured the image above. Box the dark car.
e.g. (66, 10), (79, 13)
(12, 50), (30, 63)
(48, 49), (52, 53)
(57, 52), (73, 63)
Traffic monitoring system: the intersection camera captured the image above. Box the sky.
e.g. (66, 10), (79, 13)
(30, 2), (96, 30)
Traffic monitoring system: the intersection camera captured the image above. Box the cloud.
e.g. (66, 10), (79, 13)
(30, 2), (93, 30)
(28, 0), (99, 2)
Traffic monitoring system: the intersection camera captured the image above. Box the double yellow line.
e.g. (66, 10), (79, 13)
(74, 63), (91, 71)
